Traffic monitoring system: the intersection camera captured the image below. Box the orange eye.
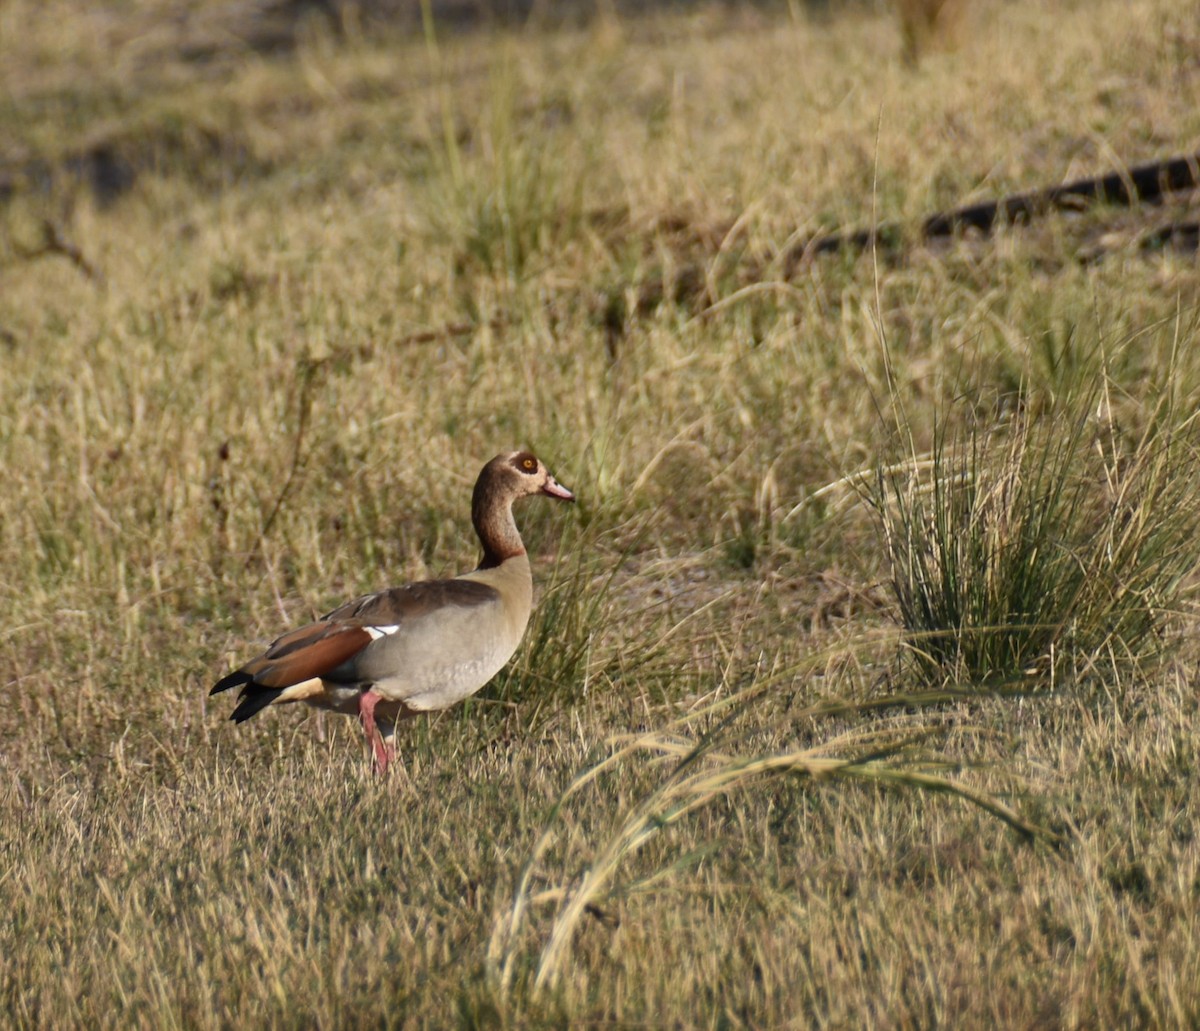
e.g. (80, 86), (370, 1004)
(512, 452), (539, 474)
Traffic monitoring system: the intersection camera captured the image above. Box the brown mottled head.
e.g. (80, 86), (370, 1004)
(471, 451), (575, 566)
(487, 451), (574, 501)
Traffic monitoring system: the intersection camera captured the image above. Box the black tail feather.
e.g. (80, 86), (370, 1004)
(211, 669), (253, 696)
(230, 687), (285, 723)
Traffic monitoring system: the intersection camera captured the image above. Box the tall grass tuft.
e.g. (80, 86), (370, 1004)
(487, 527), (619, 710)
(418, 8), (590, 282)
(870, 372), (1200, 691)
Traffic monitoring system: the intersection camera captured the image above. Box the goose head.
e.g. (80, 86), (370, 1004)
(472, 451), (574, 566)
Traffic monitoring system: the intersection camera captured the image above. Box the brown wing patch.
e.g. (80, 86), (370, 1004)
(240, 623), (373, 688)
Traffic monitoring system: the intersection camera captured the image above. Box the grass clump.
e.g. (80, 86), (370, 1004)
(416, 20), (592, 285)
(871, 364), (1200, 691)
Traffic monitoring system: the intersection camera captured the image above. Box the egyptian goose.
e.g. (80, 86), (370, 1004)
(211, 451), (574, 773)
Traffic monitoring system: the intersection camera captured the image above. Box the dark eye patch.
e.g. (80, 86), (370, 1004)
(511, 451), (538, 474)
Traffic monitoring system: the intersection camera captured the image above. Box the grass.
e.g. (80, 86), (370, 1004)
(3, 0), (1200, 1025)
(500, 695), (1062, 998)
(893, 0), (970, 65)
(870, 347), (1200, 689)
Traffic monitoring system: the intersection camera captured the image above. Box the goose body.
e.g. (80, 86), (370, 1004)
(211, 451), (574, 772)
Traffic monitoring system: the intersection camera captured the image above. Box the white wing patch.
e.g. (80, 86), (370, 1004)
(364, 624), (401, 640)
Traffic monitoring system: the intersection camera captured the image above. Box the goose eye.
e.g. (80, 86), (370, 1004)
(511, 451), (539, 474)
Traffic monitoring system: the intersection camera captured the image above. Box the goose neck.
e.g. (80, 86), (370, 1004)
(473, 481), (525, 569)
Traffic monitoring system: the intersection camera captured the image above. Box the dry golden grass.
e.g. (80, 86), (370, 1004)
(893, 0), (970, 63)
(3, 0), (1200, 1025)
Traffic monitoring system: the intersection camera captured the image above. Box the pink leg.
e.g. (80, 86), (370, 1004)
(358, 689), (393, 775)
